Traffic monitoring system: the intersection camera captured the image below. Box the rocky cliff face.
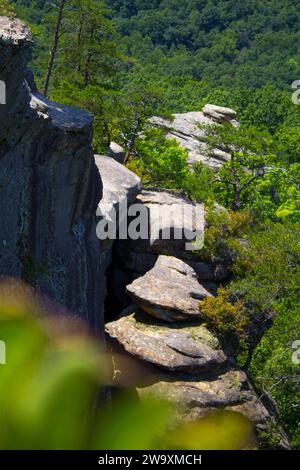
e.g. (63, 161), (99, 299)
(0, 17), (104, 327)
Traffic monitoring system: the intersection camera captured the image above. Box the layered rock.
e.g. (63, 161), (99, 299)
(107, 238), (288, 447)
(113, 189), (229, 310)
(203, 104), (237, 123)
(151, 105), (238, 170)
(126, 256), (212, 322)
(0, 17), (104, 327)
(106, 310), (227, 373)
(136, 369), (289, 448)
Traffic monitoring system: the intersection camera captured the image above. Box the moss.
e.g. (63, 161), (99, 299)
(123, 311), (219, 349)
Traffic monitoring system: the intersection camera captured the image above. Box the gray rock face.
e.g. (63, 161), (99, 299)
(95, 155), (141, 265)
(107, 141), (125, 164)
(151, 107), (237, 170)
(106, 310), (227, 373)
(126, 256), (212, 322)
(0, 17), (104, 328)
(115, 242), (157, 275)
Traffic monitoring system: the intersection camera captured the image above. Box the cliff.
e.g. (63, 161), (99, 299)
(0, 17), (104, 328)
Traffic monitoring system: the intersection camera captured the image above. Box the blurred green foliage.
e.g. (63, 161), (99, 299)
(0, 280), (256, 450)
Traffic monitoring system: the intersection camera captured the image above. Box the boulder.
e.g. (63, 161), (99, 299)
(108, 141), (125, 164)
(203, 104), (237, 123)
(126, 256), (212, 322)
(106, 310), (226, 373)
(137, 369), (290, 449)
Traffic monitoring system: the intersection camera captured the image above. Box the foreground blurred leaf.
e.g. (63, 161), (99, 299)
(165, 411), (256, 450)
(0, 280), (257, 450)
(91, 393), (173, 450)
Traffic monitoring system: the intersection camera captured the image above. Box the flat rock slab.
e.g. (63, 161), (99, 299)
(137, 369), (271, 427)
(126, 256), (212, 322)
(106, 310), (226, 374)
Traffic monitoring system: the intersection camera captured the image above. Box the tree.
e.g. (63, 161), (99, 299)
(229, 221), (300, 444)
(59, 0), (120, 87)
(122, 85), (168, 163)
(43, 0), (67, 96)
(127, 128), (189, 188)
(205, 124), (275, 211)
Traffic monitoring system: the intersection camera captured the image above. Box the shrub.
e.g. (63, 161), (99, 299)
(199, 288), (249, 352)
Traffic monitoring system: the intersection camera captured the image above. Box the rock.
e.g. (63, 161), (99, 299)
(211, 148), (231, 162)
(203, 104), (237, 123)
(108, 141), (125, 164)
(115, 242), (229, 282)
(187, 260), (230, 282)
(124, 190), (205, 257)
(24, 67), (37, 93)
(96, 156), (141, 219)
(126, 256), (212, 322)
(106, 310), (227, 373)
(0, 18), (105, 328)
(115, 242), (157, 275)
(137, 369), (290, 449)
(151, 109), (237, 171)
(95, 155), (141, 265)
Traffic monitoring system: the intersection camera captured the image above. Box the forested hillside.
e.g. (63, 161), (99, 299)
(1, 0), (300, 447)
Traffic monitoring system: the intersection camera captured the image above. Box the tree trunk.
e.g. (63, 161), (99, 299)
(230, 152), (240, 211)
(43, 0), (66, 96)
(124, 119), (142, 164)
(83, 28), (94, 87)
(77, 15), (84, 73)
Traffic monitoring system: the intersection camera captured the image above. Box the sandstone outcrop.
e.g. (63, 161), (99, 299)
(126, 256), (212, 322)
(203, 104), (237, 123)
(113, 189), (228, 311)
(106, 310), (227, 373)
(116, 189), (204, 257)
(136, 369), (290, 449)
(151, 106), (237, 170)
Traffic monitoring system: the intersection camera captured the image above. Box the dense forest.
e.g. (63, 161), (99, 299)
(1, 0), (300, 447)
